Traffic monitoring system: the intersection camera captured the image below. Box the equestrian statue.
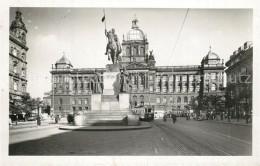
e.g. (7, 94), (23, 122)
(105, 28), (122, 64)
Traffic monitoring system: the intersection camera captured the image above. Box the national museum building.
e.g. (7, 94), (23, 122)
(45, 17), (225, 115)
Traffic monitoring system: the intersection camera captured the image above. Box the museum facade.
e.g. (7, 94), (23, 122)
(44, 16), (225, 116)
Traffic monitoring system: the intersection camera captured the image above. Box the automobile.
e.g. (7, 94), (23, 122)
(196, 116), (204, 121)
(27, 113), (37, 121)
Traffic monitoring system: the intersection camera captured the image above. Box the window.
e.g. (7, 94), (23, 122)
(79, 107), (82, 111)
(133, 95), (137, 106)
(140, 95), (144, 106)
(140, 47), (144, 55)
(156, 86), (160, 93)
(84, 98), (88, 104)
(59, 107), (61, 111)
(169, 75), (173, 81)
(182, 75), (187, 82)
(12, 48), (17, 56)
(211, 83), (216, 91)
(176, 75), (180, 81)
(73, 107), (76, 111)
(126, 47), (130, 56)
(59, 98), (63, 105)
(22, 69), (25, 76)
(72, 98), (76, 105)
(149, 85), (153, 92)
(184, 97), (188, 103)
(133, 46), (138, 55)
(59, 76), (63, 83)
(78, 99), (82, 105)
(177, 97), (181, 103)
(54, 76), (58, 83)
(85, 107), (88, 111)
(13, 65), (17, 73)
(149, 75), (153, 81)
(211, 73), (216, 80)
(163, 97), (167, 104)
(169, 97), (173, 103)
(177, 106), (181, 110)
(156, 97), (161, 104)
(22, 85), (26, 92)
(189, 75), (194, 82)
(13, 81), (18, 91)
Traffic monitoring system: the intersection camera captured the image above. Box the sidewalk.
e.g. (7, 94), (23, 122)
(207, 117), (252, 126)
(9, 118), (69, 131)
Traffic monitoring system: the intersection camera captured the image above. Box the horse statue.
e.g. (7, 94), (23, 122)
(105, 28), (122, 64)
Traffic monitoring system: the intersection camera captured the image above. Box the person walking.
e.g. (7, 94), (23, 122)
(172, 113), (177, 123)
(237, 111), (240, 122)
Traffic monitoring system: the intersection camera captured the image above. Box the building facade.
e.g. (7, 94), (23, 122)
(9, 9), (29, 106)
(225, 41), (253, 118)
(45, 16), (225, 116)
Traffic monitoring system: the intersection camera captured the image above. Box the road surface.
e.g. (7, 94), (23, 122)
(9, 117), (252, 155)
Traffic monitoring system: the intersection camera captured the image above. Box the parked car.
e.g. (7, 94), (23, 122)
(196, 116), (204, 121)
(27, 113), (37, 121)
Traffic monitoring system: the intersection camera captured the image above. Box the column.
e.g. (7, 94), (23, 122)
(160, 75), (163, 93)
(175, 75), (178, 93)
(187, 74), (189, 92)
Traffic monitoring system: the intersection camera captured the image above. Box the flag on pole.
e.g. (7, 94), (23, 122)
(101, 15), (105, 22)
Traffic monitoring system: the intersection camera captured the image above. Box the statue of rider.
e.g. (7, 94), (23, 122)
(105, 28), (121, 56)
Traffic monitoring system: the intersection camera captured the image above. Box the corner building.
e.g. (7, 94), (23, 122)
(46, 17), (225, 116)
(9, 9), (29, 102)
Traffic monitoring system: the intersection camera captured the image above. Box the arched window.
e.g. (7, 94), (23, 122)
(177, 97), (181, 103)
(140, 47), (144, 55)
(191, 96), (194, 100)
(72, 98), (76, 105)
(163, 97), (167, 104)
(133, 46), (138, 55)
(184, 96), (188, 103)
(84, 98), (88, 104)
(78, 99), (82, 105)
(140, 95), (144, 106)
(133, 95), (137, 106)
(169, 97), (173, 104)
(156, 97), (161, 104)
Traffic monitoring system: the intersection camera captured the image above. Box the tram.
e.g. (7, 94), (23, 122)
(133, 105), (154, 121)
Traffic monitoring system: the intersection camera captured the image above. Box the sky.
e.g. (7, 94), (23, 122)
(9, 8), (253, 98)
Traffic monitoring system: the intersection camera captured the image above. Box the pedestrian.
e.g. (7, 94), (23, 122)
(37, 115), (41, 126)
(237, 111), (240, 122)
(55, 115), (59, 123)
(15, 115), (18, 125)
(9, 118), (13, 128)
(163, 113), (167, 122)
(171, 113), (177, 123)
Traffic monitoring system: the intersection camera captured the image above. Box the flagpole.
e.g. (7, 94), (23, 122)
(103, 9), (106, 30)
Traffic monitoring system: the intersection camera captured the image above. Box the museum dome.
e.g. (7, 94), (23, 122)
(55, 54), (73, 66)
(126, 16), (145, 41)
(203, 48), (220, 61)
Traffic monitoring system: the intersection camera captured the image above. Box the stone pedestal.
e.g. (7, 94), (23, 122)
(91, 94), (102, 111)
(103, 72), (120, 95)
(119, 93), (130, 111)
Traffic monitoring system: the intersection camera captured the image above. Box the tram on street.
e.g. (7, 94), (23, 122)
(133, 105), (154, 121)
